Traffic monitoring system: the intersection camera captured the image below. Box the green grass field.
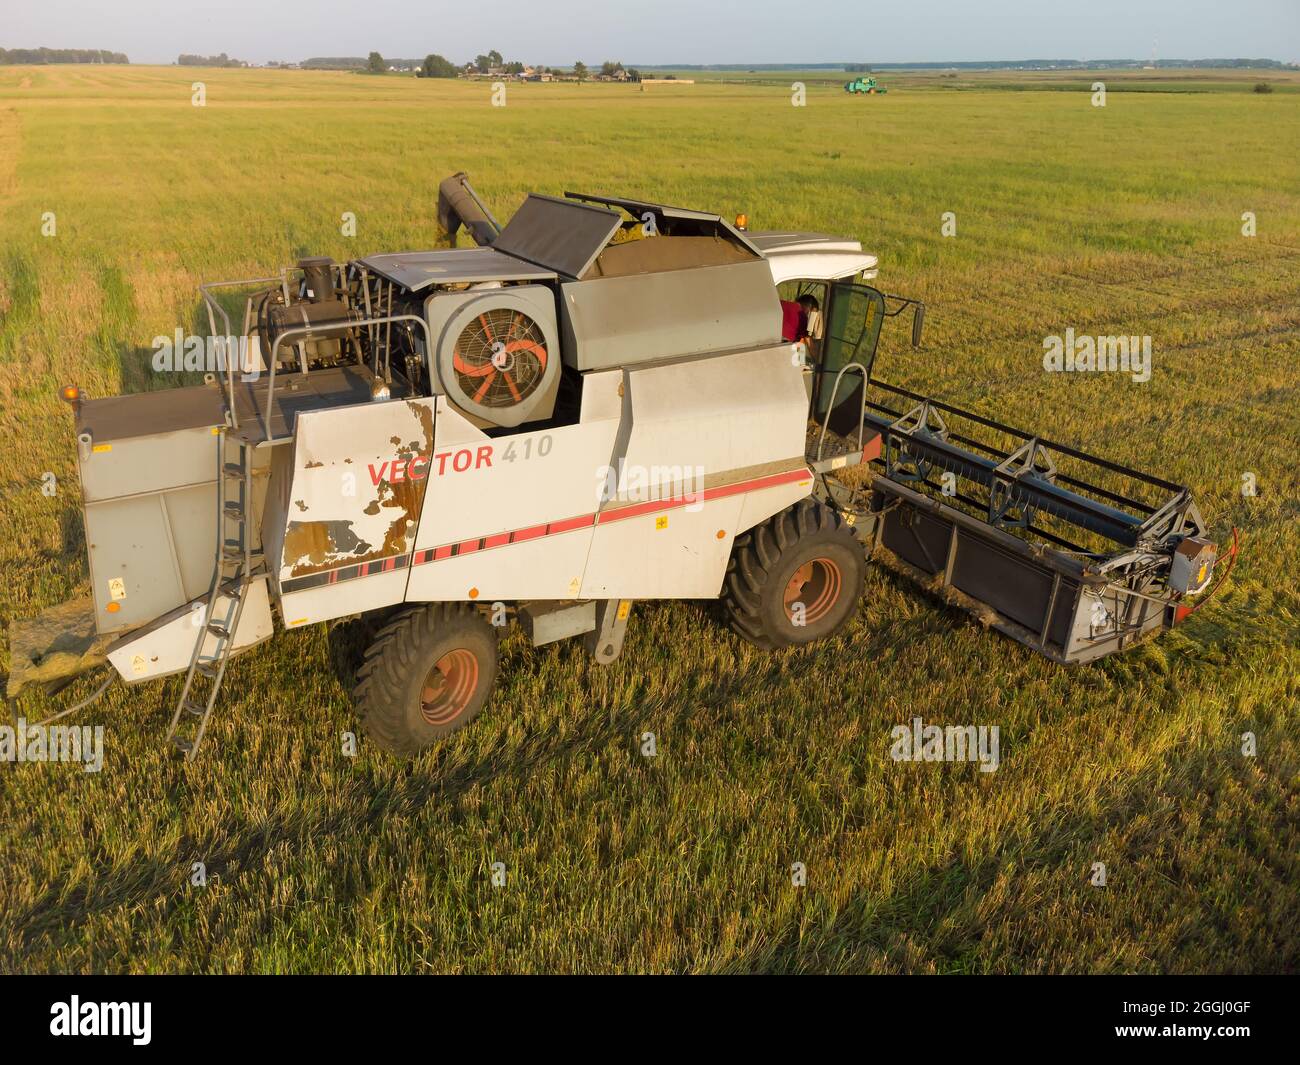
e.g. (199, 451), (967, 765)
(0, 64), (1297, 973)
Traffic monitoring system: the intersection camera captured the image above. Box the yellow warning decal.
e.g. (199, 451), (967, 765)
(616, 600), (631, 621)
(655, 515), (668, 530)
(289, 618), (308, 626)
(92, 443), (112, 453)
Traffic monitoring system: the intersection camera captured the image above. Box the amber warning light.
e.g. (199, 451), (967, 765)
(60, 384), (81, 406)
(735, 213), (748, 231)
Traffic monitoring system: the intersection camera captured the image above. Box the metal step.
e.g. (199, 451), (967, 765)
(222, 546), (262, 564)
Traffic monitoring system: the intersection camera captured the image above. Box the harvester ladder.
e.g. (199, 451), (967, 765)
(165, 430), (257, 761)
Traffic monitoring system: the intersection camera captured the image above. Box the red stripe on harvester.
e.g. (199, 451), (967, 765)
(547, 513), (596, 534)
(598, 467), (809, 524)
(285, 468), (811, 593)
(597, 496), (673, 524)
(410, 466), (810, 566)
(701, 467), (810, 502)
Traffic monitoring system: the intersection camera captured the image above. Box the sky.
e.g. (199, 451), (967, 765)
(4, 0), (1298, 67)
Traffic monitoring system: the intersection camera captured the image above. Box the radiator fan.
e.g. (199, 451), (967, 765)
(427, 286), (560, 427)
(452, 307), (548, 409)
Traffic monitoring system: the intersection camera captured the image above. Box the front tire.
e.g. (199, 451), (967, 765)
(353, 603), (498, 756)
(722, 499), (864, 650)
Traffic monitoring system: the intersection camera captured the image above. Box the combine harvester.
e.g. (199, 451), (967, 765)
(844, 76), (888, 94)
(9, 174), (1232, 758)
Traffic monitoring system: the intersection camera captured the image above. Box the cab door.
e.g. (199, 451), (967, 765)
(811, 281), (886, 433)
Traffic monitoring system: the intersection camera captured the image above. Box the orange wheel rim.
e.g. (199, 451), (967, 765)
(783, 557), (842, 624)
(420, 648), (479, 726)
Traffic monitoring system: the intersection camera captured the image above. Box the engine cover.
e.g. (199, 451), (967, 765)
(424, 285), (560, 428)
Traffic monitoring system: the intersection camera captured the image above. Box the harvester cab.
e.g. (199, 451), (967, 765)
(8, 175), (1231, 760)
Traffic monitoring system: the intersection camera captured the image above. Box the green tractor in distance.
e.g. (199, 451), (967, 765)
(844, 76), (887, 94)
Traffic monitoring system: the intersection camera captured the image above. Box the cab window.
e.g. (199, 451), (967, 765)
(812, 281), (885, 422)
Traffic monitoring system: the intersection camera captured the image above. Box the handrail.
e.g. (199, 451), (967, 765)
(200, 276), (281, 432)
(262, 313), (432, 442)
(816, 361), (870, 465)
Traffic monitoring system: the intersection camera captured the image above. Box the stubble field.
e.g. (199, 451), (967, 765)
(0, 64), (1296, 973)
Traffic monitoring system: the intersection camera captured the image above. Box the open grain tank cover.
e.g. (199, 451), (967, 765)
(492, 195), (623, 278)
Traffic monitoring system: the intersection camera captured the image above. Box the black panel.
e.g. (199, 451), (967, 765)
(77, 384), (225, 443)
(1047, 580), (1080, 649)
(950, 534), (1055, 632)
(494, 195), (621, 279)
(882, 507), (951, 575)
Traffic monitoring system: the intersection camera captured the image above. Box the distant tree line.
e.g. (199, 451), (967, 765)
(0, 47), (128, 65)
(304, 54), (427, 72)
(178, 53), (247, 67)
(302, 50), (652, 80)
(301, 57), (370, 69)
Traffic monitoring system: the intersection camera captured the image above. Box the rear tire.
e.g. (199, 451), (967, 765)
(722, 498), (864, 650)
(353, 603), (498, 756)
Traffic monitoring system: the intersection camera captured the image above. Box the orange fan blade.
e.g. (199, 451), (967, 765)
(505, 339), (547, 372)
(499, 370), (522, 403)
(453, 350), (496, 377)
(473, 367), (498, 402)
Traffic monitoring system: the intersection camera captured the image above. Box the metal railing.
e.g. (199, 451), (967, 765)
(813, 361), (870, 467)
(200, 276), (281, 432)
(262, 314), (432, 442)
(200, 276), (433, 441)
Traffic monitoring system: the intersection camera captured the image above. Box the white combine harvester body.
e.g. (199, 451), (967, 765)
(268, 347), (811, 628)
(15, 176), (1221, 759)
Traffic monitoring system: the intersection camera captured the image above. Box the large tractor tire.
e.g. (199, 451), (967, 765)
(353, 603), (498, 756)
(722, 498), (864, 650)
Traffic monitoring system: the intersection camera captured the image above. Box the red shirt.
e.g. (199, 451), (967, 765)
(780, 300), (805, 342)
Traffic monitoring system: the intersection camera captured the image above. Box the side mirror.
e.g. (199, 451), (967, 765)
(911, 302), (925, 348)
